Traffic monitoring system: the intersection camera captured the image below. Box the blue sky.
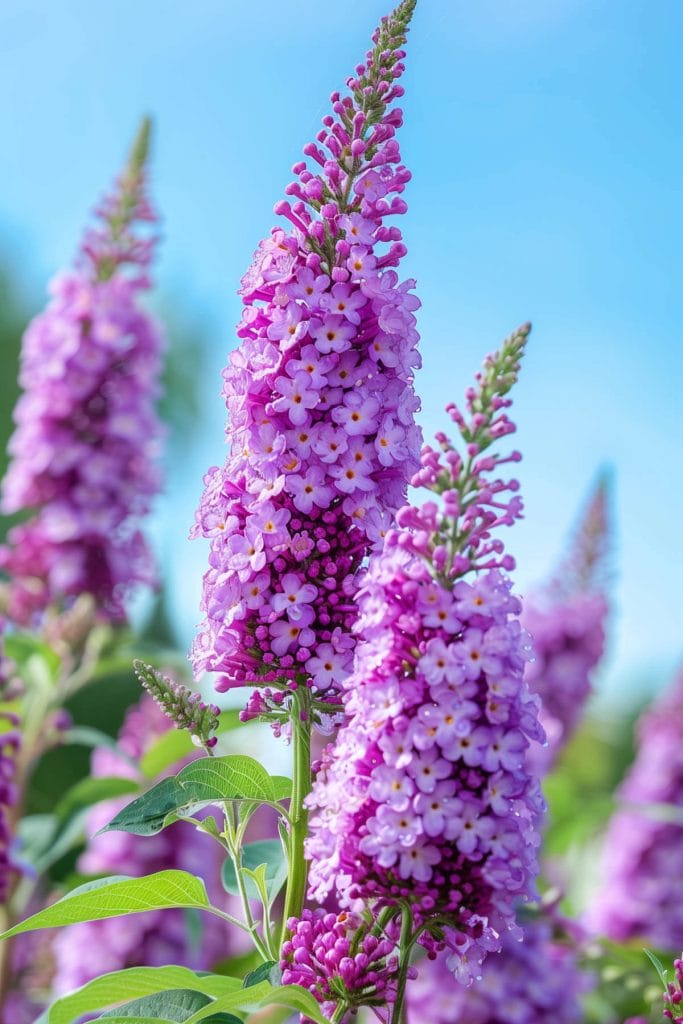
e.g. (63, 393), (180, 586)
(1, 0), (680, 707)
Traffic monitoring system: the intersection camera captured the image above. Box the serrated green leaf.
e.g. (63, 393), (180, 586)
(48, 966), (243, 1024)
(2, 871), (211, 940)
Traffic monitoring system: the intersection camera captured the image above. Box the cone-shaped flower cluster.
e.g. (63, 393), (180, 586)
(0, 120), (164, 623)
(588, 667), (683, 949)
(51, 696), (232, 993)
(305, 325), (545, 984)
(190, 1), (421, 720)
(523, 479), (610, 772)
(406, 917), (589, 1023)
(281, 909), (401, 1022)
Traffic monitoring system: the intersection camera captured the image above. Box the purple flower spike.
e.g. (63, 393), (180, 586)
(0, 118), (164, 623)
(588, 666), (683, 949)
(190, 1), (421, 724)
(306, 324), (545, 985)
(523, 477), (611, 772)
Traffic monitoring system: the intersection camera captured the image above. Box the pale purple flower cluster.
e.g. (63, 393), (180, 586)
(281, 909), (400, 1022)
(0, 707), (20, 902)
(0, 124), (163, 623)
(51, 696), (232, 994)
(406, 919), (589, 1023)
(306, 325), (545, 984)
(588, 667), (683, 949)
(190, 0), (421, 718)
(523, 481), (610, 771)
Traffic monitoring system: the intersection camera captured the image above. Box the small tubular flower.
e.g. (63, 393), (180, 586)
(0, 119), (164, 623)
(523, 477), (611, 771)
(190, 0), (421, 726)
(588, 666), (683, 949)
(306, 324), (545, 985)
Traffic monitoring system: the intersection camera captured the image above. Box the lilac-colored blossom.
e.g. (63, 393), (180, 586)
(523, 479), (610, 772)
(306, 324), (545, 985)
(0, 120), (164, 623)
(190, 0), (421, 724)
(588, 667), (683, 949)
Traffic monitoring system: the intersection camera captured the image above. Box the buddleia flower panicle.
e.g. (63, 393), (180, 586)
(133, 660), (220, 752)
(50, 696), (234, 997)
(0, 118), (164, 624)
(304, 323), (545, 989)
(190, 0), (422, 729)
(523, 476), (611, 771)
(588, 666), (683, 949)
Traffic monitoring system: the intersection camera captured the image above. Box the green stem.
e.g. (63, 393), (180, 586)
(279, 687), (312, 948)
(390, 903), (414, 1024)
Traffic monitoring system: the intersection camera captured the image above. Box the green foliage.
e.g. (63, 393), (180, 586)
(221, 841), (287, 909)
(45, 966), (243, 1024)
(102, 756), (292, 837)
(1, 870), (214, 940)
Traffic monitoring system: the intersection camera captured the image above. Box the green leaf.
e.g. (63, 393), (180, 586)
(182, 982), (331, 1024)
(99, 777), (187, 837)
(643, 947), (669, 990)
(48, 966), (242, 1024)
(243, 962), (279, 989)
(103, 757), (292, 838)
(222, 841), (287, 909)
(99, 989), (211, 1020)
(178, 757), (276, 803)
(2, 871), (212, 940)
